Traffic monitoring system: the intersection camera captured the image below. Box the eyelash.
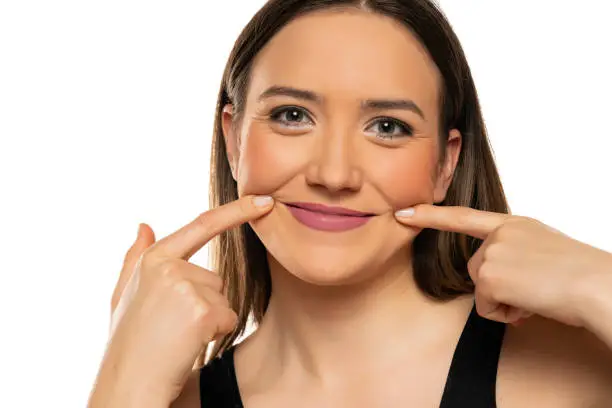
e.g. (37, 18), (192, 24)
(268, 106), (414, 139)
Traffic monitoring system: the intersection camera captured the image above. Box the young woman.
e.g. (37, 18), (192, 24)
(89, 0), (612, 407)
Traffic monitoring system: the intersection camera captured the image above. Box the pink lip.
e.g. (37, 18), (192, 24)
(284, 202), (374, 232)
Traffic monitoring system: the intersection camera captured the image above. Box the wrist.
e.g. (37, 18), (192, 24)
(88, 378), (172, 408)
(88, 355), (173, 408)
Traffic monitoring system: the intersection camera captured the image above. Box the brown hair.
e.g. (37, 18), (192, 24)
(206, 0), (509, 362)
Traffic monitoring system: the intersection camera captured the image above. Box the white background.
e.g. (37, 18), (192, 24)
(1, 1), (611, 406)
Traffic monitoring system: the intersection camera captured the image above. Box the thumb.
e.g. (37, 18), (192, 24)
(111, 223), (156, 313)
(135, 222), (156, 249)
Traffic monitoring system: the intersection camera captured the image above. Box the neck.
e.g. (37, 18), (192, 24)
(243, 253), (474, 382)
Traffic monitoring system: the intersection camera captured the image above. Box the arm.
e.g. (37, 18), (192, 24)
(577, 255), (612, 351)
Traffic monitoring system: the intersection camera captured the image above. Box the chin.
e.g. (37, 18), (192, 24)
(272, 246), (381, 286)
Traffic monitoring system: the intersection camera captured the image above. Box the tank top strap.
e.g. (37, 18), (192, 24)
(200, 304), (506, 408)
(439, 304), (507, 408)
(199, 346), (243, 408)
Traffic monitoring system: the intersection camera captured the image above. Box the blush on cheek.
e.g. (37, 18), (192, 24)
(236, 127), (309, 197)
(367, 148), (438, 211)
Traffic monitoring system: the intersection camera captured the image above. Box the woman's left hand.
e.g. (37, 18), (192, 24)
(395, 204), (612, 331)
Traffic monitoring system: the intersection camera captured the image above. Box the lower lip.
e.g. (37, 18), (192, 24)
(286, 205), (372, 232)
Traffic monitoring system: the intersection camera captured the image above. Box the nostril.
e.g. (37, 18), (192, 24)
(304, 151), (362, 192)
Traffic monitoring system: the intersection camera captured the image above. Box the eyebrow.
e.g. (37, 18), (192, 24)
(257, 85), (426, 120)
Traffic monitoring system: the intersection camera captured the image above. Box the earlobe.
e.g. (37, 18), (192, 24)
(221, 104), (239, 181)
(433, 129), (462, 203)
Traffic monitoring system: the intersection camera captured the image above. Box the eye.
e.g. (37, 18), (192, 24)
(269, 106), (314, 127)
(365, 117), (414, 140)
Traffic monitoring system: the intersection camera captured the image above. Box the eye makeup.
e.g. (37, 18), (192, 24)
(265, 104), (415, 140)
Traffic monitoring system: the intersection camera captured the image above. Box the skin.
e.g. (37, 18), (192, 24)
(89, 195), (276, 408)
(223, 9), (612, 407)
(223, 13), (457, 288)
(90, 8), (612, 408)
(398, 206), (612, 406)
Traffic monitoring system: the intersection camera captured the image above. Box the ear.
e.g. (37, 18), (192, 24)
(433, 129), (462, 203)
(221, 104), (239, 181)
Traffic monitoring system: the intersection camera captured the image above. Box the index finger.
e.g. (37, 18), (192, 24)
(152, 195), (274, 260)
(395, 204), (511, 239)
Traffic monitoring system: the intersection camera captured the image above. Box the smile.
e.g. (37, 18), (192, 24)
(284, 202), (375, 232)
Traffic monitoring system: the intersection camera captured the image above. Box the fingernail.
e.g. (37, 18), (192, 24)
(137, 223), (143, 238)
(253, 195), (273, 207)
(395, 208), (415, 218)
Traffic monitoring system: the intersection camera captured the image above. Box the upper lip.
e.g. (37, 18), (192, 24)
(284, 202), (375, 217)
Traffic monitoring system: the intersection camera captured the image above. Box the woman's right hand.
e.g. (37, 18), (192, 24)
(88, 195), (275, 408)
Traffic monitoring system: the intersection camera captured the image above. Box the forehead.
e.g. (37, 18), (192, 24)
(248, 9), (441, 111)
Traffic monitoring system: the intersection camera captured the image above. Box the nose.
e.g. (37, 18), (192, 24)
(305, 130), (363, 193)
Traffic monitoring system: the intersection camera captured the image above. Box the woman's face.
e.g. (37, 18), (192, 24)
(222, 10), (461, 285)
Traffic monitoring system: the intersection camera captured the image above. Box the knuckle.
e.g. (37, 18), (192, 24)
(216, 307), (238, 334)
(228, 308), (238, 324)
(218, 294), (231, 309)
(224, 309), (239, 329)
(507, 215), (534, 230)
(492, 223), (514, 241)
(195, 210), (212, 226)
(455, 211), (474, 232)
(238, 197), (253, 215)
(196, 210), (220, 233)
(524, 217), (546, 232)
(158, 259), (182, 279)
(172, 279), (196, 297)
(208, 274), (224, 292)
(474, 297), (496, 317)
(193, 301), (214, 322)
(483, 242), (503, 262)
(476, 265), (497, 294)
(148, 260), (185, 289)
(518, 215), (537, 224)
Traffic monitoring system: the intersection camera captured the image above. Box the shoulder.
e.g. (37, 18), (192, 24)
(497, 315), (612, 407)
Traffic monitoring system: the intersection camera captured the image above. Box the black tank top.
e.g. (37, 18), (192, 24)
(199, 304), (506, 407)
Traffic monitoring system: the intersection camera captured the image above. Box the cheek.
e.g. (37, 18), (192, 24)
(367, 144), (438, 209)
(236, 125), (306, 196)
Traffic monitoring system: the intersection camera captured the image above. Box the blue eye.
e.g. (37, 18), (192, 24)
(366, 117), (414, 139)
